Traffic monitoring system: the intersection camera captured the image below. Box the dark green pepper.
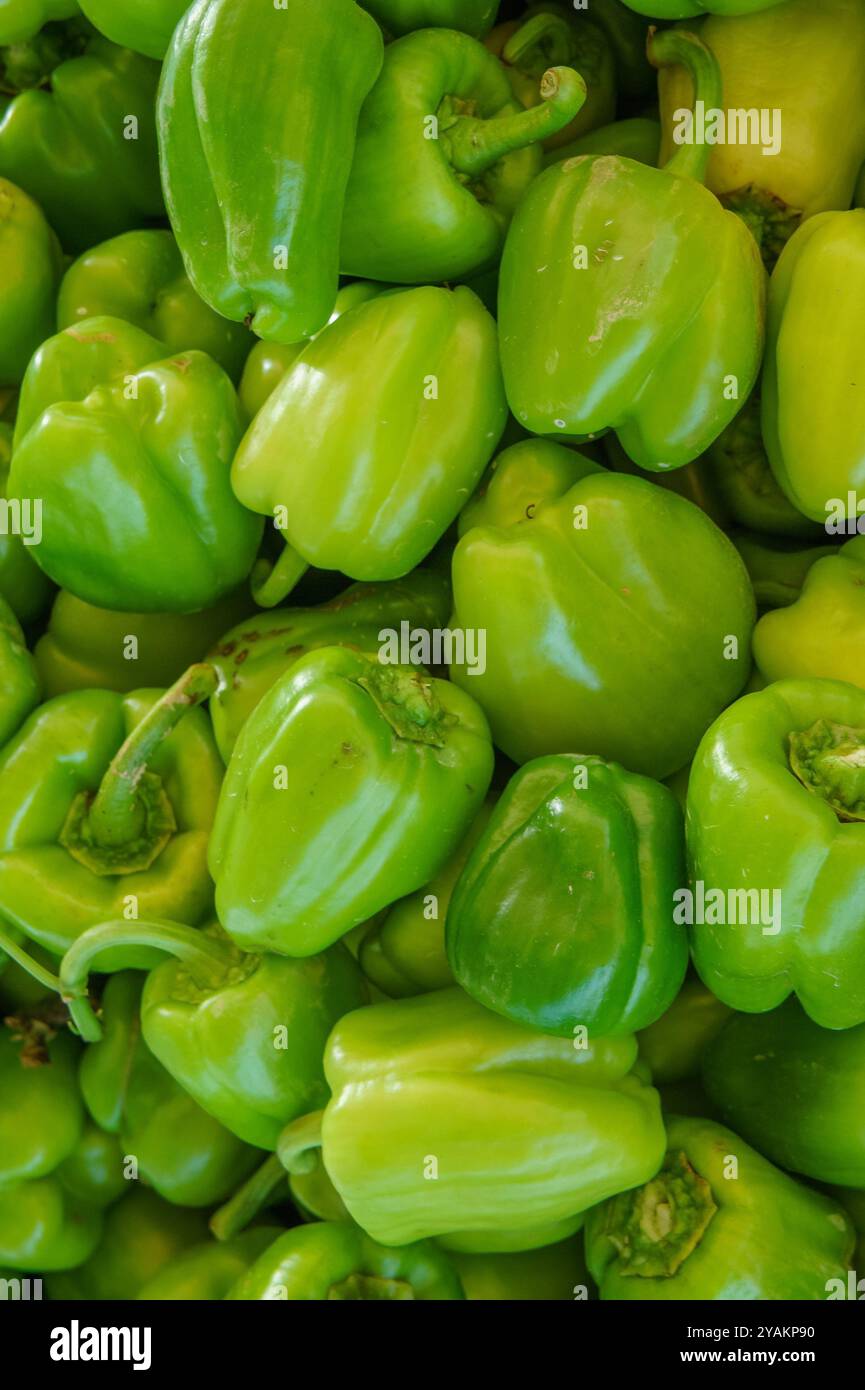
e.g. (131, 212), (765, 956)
(227, 1222), (464, 1301)
(0, 33), (163, 252)
(703, 1000), (865, 1188)
(158, 0), (384, 343)
(340, 27), (586, 283)
(447, 754), (688, 1036)
(586, 1115), (854, 1300)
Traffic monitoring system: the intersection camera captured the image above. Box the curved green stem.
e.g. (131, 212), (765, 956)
(503, 13), (575, 75)
(87, 663), (218, 848)
(444, 65), (587, 178)
(0, 926), (62, 995)
(210, 1153), (288, 1242)
(648, 26), (723, 185)
(251, 544), (310, 609)
(60, 918), (236, 1043)
(277, 1111), (324, 1177)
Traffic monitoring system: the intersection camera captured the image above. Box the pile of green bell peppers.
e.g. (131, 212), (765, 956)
(1, 0), (864, 1311)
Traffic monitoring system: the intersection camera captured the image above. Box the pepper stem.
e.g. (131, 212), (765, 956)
(60, 663), (218, 875)
(277, 1111), (325, 1176)
(502, 13), (575, 75)
(0, 927), (62, 995)
(60, 918), (237, 1043)
(647, 26), (723, 185)
(251, 544), (310, 609)
(443, 65), (587, 178)
(210, 1154), (288, 1242)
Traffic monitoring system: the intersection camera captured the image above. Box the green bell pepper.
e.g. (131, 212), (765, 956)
(227, 1222), (464, 1301)
(498, 28), (765, 471)
(762, 210), (865, 525)
(687, 677), (865, 1028)
(624, 0), (787, 13)
(51, 1121), (125, 1210)
(45, 1187), (209, 1299)
(0, 1), (80, 44)
(0, 592), (40, 746)
(60, 918), (368, 1152)
(209, 647), (494, 957)
(207, 571), (450, 763)
(0, 667), (223, 962)
(586, 1115), (854, 1300)
(57, 230), (252, 382)
(77, 0), (187, 58)
(0, 177), (62, 386)
(584, 0), (655, 99)
(8, 317), (262, 612)
(360, 0), (499, 37)
(358, 797), (493, 999)
(0, 33), (163, 253)
(138, 1228), (284, 1300)
(232, 286), (507, 607)
(0, 421), (53, 625)
(158, 0), (383, 344)
(486, 5), (616, 152)
(835, 1189), (865, 1273)
(733, 533), (837, 612)
(450, 442), (755, 778)
(237, 280), (387, 420)
(35, 588), (252, 700)
(80, 972), (259, 1207)
(752, 536), (865, 685)
(339, 28), (586, 283)
(0, 1026), (104, 1271)
(637, 977), (733, 1086)
(705, 393), (822, 537)
(657, 0), (865, 263)
(278, 988), (665, 1251)
(451, 1237), (594, 1301)
(703, 1000), (865, 1187)
(543, 116), (661, 168)
(447, 754), (688, 1036)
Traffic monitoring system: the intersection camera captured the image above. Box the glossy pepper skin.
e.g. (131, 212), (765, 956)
(360, 0), (499, 37)
(78, 0), (187, 58)
(0, 671), (223, 962)
(137, 1229), (283, 1300)
(0, 178), (62, 385)
(0, 423), (54, 625)
(706, 393), (821, 537)
(752, 537), (865, 685)
(340, 28), (587, 284)
(0, 1027), (104, 1271)
(45, 1187), (209, 1299)
(35, 587), (253, 700)
(451, 1237), (594, 1301)
(8, 317), (262, 613)
(209, 647), (494, 957)
(60, 918), (368, 1151)
(637, 976), (733, 1086)
(0, 1), (80, 43)
(231, 287), (507, 606)
(207, 571), (450, 763)
(358, 798), (494, 999)
(228, 1222), (464, 1302)
(687, 678), (865, 1028)
(498, 28), (765, 471)
(544, 116), (660, 169)
(0, 593), (40, 746)
(278, 988), (665, 1251)
(450, 444), (755, 778)
(0, 34), (163, 253)
(80, 972), (259, 1207)
(762, 211), (865, 525)
(57, 230), (252, 382)
(704, 1000), (865, 1188)
(447, 755), (688, 1036)
(586, 1115), (854, 1300)
(158, 0), (383, 344)
(657, 1), (865, 263)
